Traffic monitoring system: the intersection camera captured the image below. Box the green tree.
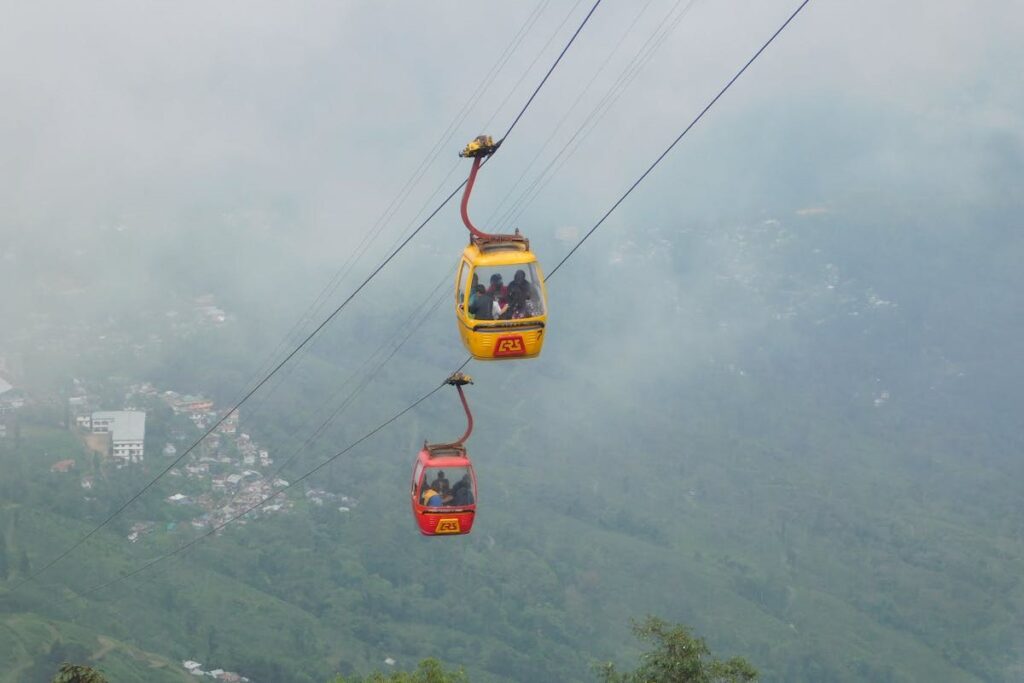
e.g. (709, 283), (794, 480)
(596, 617), (758, 683)
(333, 657), (468, 683)
(52, 663), (109, 683)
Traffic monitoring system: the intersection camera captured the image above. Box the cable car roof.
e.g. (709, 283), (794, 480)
(461, 242), (538, 267)
(421, 444), (471, 465)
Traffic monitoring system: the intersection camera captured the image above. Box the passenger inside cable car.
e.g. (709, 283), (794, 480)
(428, 470), (451, 498)
(420, 465), (472, 507)
(463, 266), (545, 321)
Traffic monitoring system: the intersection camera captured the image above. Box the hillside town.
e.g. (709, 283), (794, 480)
(60, 378), (356, 544)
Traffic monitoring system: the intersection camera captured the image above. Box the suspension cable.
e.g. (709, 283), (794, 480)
(548, 0), (813, 279)
(47, 0), (811, 605)
(11, 0), (603, 593)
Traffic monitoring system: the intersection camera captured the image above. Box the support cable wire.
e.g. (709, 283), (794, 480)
(496, 0), (700, 232)
(8, 181), (462, 595)
(230, 0), (553, 417)
(484, 0), (661, 226)
(54, 0), (811, 607)
(547, 0), (812, 278)
(238, 157), (465, 428)
(222, 271), (451, 511)
(192, 0), (594, 426)
(35, 273), (456, 604)
(499, 0), (602, 144)
(479, 0), (586, 135)
(12, 0), (603, 593)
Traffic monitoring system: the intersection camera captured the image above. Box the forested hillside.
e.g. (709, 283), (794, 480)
(2, 185), (1021, 681)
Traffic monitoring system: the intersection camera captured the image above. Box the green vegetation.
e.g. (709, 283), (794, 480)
(596, 617), (757, 683)
(52, 664), (108, 683)
(333, 658), (467, 683)
(1, 201), (1021, 681)
(333, 619), (756, 683)
(0, 613), (189, 683)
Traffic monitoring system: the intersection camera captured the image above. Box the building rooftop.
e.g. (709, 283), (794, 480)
(0, 376), (12, 395)
(93, 410), (146, 442)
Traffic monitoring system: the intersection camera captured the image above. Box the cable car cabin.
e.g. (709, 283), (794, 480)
(454, 236), (549, 360)
(410, 444), (477, 536)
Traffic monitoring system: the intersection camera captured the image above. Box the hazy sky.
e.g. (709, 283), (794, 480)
(2, 0), (1021, 345)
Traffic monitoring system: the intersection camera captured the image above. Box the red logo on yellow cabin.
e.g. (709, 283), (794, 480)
(436, 518), (461, 534)
(494, 335), (526, 357)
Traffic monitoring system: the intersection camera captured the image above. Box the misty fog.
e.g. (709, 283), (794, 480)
(1, 1), (1022, 681)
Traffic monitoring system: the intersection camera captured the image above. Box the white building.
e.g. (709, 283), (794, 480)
(92, 410), (146, 463)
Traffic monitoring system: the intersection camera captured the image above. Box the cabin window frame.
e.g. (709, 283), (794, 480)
(412, 461), (425, 497)
(457, 259), (472, 310)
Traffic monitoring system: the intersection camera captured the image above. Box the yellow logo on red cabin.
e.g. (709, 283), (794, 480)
(436, 518), (461, 534)
(494, 335), (526, 357)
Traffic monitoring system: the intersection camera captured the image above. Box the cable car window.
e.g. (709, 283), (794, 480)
(422, 466), (474, 506)
(457, 260), (472, 308)
(469, 265), (544, 320)
(412, 461), (424, 496)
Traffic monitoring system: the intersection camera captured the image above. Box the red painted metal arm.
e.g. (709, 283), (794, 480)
(460, 156), (497, 240)
(452, 383), (474, 447)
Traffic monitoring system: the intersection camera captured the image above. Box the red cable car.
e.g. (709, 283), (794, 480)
(410, 372), (478, 536)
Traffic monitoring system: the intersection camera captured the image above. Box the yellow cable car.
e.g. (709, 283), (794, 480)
(454, 136), (549, 360)
(455, 236), (549, 360)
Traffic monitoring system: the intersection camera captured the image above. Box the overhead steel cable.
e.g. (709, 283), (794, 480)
(230, 0), (554, 407)
(12, 0), (604, 594)
(184, 0), (597, 428)
(479, 0), (586, 134)
(274, 0), (552, 327)
(211, 1), (557, 438)
(498, 0), (602, 144)
(221, 271), (452, 511)
(484, 0), (661, 227)
(8, 181), (465, 595)
(496, 0), (701, 233)
(162, 0), (601, 431)
(52, 0), (812, 609)
(34, 273), (458, 606)
(547, 0), (813, 278)
(43, 284), (463, 609)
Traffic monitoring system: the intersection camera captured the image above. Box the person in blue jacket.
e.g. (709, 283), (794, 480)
(421, 485), (444, 507)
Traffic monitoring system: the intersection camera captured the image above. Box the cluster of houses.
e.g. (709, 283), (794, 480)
(159, 389), (356, 532)
(182, 660), (249, 681)
(162, 389), (235, 433)
(162, 424), (357, 534)
(60, 377), (356, 544)
(168, 454), (295, 532)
